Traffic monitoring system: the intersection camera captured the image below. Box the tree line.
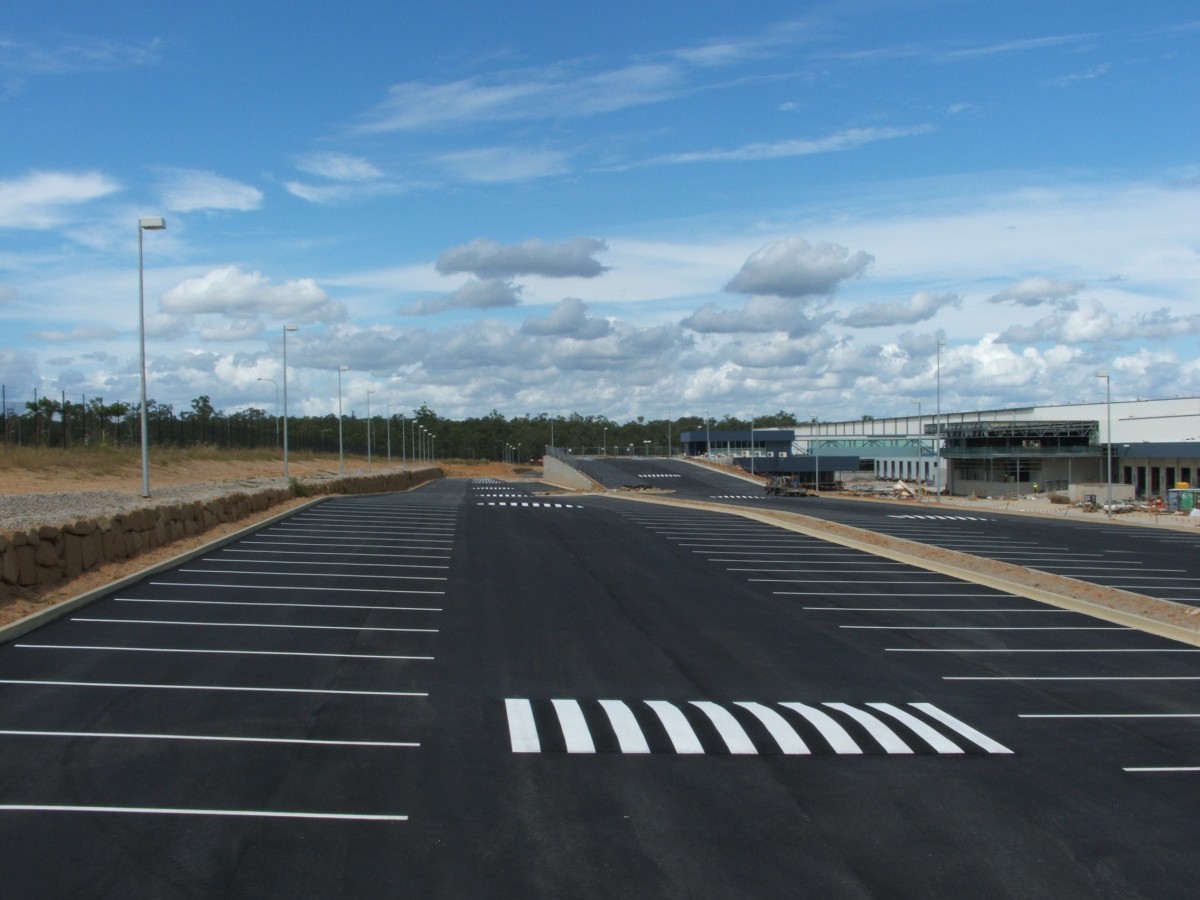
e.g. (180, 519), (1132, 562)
(1, 389), (804, 461)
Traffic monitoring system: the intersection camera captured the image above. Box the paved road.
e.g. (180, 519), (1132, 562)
(0, 477), (1198, 897)
(589, 456), (1200, 606)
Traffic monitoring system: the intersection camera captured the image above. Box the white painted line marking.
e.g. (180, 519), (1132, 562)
(150, 582), (444, 596)
(17, 644), (433, 661)
(888, 648), (1200, 653)
(644, 701), (704, 754)
(945, 676), (1200, 681)
(808, 608), (1068, 612)
(179, 569), (446, 581)
(0, 730), (418, 748)
(823, 703), (912, 754)
(506, 699), (540, 752)
(72, 618), (438, 634)
(207, 557), (449, 570)
(841, 626), (1128, 631)
(598, 700), (650, 754)
(907, 703), (1013, 754)
(1124, 767), (1200, 773)
(552, 699), (596, 753)
(240, 541), (450, 558)
(867, 703), (963, 754)
(779, 703), (861, 754)
(116, 598), (441, 612)
(690, 701), (757, 754)
(0, 805), (408, 822)
(0, 679), (427, 697)
(734, 702), (810, 754)
(1019, 713), (1200, 719)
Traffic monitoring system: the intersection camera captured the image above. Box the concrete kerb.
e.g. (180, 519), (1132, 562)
(606, 491), (1200, 650)
(0, 496), (329, 644)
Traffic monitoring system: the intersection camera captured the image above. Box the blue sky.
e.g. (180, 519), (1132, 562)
(2, 1), (1199, 425)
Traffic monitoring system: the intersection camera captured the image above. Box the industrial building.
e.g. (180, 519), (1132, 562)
(682, 397), (1200, 500)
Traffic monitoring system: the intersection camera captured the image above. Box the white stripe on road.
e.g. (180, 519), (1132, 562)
(506, 699), (540, 752)
(71, 618), (438, 634)
(17, 644), (432, 661)
(116, 598), (441, 612)
(150, 581), (444, 596)
(888, 648), (1200, 653)
(0, 678), (427, 697)
(179, 569), (446, 581)
(644, 701), (704, 754)
(0, 805), (408, 822)
(823, 703), (912, 754)
(220, 549), (448, 565)
(598, 700), (651, 754)
(735, 702), (810, 754)
(907, 702), (1013, 754)
(841, 626), (1128, 631)
(0, 729), (417, 747)
(779, 702), (861, 754)
(867, 704), (963, 754)
(552, 699), (596, 753)
(689, 701), (757, 754)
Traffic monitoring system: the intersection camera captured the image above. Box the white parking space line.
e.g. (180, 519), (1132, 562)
(17, 644), (434, 661)
(945, 675), (1200, 681)
(238, 541), (451, 558)
(0, 730), (419, 747)
(178, 569), (447, 582)
(0, 805), (409, 822)
(116, 598), (442, 612)
(204, 558), (449, 571)
(809, 607), (1071, 612)
(888, 648), (1200, 654)
(0, 678), (428, 697)
(1124, 767), (1200, 773)
(70, 617), (439, 634)
(842, 625), (1129, 631)
(1019, 713), (1200, 719)
(150, 581), (444, 595)
(220, 549), (449, 564)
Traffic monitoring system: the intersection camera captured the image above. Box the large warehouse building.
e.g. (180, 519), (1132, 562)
(683, 397), (1200, 500)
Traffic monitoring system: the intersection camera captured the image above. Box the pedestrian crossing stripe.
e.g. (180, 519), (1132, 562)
(477, 501), (584, 509)
(638, 473), (682, 478)
(504, 698), (1011, 756)
(887, 515), (991, 521)
(710, 495), (766, 500)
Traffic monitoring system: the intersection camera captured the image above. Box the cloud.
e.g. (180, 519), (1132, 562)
(156, 168), (263, 212)
(998, 298), (1200, 344)
(1047, 63), (1111, 88)
(682, 295), (834, 337)
(0, 35), (160, 76)
(437, 237), (609, 279)
(0, 170), (121, 228)
(401, 278), (522, 315)
(160, 266), (343, 323)
(521, 298), (612, 339)
(989, 276), (1083, 307)
(725, 236), (873, 298)
(842, 291), (961, 328)
(434, 146), (571, 184)
(294, 152), (383, 182)
(26, 325), (119, 342)
(0, 283), (16, 304)
(640, 125), (935, 167)
(284, 152), (408, 204)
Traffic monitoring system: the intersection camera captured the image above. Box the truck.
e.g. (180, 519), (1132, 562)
(766, 476), (809, 497)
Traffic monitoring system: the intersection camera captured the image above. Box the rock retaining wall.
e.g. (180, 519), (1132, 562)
(0, 467), (441, 603)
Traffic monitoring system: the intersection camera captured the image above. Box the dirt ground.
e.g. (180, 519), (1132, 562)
(0, 456), (526, 627)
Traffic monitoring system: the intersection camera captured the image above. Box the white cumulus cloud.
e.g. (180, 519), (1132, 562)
(726, 236), (873, 298)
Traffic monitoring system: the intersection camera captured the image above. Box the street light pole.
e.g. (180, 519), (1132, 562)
(366, 389), (376, 470)
(337, 365), (348, 475)
(813, 416), (820, 494)
(912, 400), (922, 491)
(386, 402), (395, 468)
(936, 339), (945, 501)
(1097, 372), (1112, 519)
(137, 216), (166, 498)
(256, 378), (278, 449)
(282, 324), (298, 479)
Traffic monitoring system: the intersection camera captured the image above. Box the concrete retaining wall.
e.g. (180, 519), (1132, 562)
(0, 467), (441, 603)
(542, 454), (597, 491)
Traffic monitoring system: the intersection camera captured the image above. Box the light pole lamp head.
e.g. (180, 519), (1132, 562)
(339, 365), (349, 372)
(284, 323), (299, 333)
(139, 216), (166, 231)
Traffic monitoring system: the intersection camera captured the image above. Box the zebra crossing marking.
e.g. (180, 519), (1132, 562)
(710, 495), (766, 501)
(887, 514), (991, 521)
(505, 698), (1011, 756)
(476, 501), (584, 509)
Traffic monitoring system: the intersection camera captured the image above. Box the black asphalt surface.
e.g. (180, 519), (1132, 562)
(595, 455), (1200, 606)
(0, 474), (1198, 897)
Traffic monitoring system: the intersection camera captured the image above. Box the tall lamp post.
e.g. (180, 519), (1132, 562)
(386, 402), (396, 467)
(282, 324), (298, 478)
(366, 389), (376, 470)
(912, 400), (922, 490)
(137, 216), (166, 498)
(813, 416), (820, 494)
(336, 365), (348, 475)
(1097, 372), (1112, 519)
(257, 377), (278, 449)
(935, 339), (946, 501)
